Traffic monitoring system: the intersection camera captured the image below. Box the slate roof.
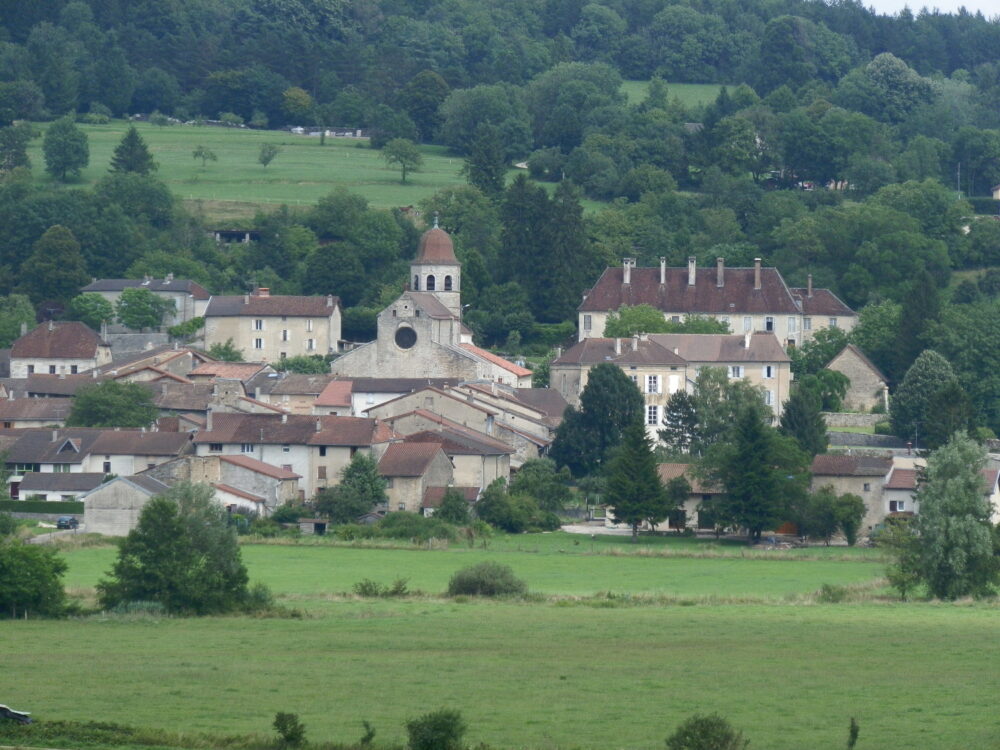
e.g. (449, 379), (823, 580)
(81, 278), (210, 299)
(579, 264), (807, 315)
(366, 386), (498, 418)
(121, 474), (171, 495)
(194, 413), (395, 447)
(205, 294), (339, 318)
(219, 454), (300, 479)
(407, 292), (456, 319)
(150, 382), (215, 412)
(810, 454), (892, 477)
(251, 373), (335, 397)
(11, 322), (107, 360)
(377, 442), (445, 477)
(512, 388), (569, 421)
(412, 227), (458, 265)
(19, 472), (107, 493)
(553, 332), (788, 367)
(3, 374), (97, 398)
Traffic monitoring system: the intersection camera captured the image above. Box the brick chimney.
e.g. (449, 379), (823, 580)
(257, 287), (270, 297)
(687, 256), (696, 286)
(754, 258), (762, 291)
(717, 258), (725, 288)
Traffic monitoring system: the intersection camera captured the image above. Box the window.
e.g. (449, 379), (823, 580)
(307, 338), (315, 351)
(398, 503), (406, 511)
(583, 314), (592, 331)
(787, 317), (797, 334)
(318, 466), (327, 480)
(763, 365), (774, 379)
(646, 404), (659, 425)
(742, 317), (752, 332)
(426, 274), (436, 291)
(279, 352), (286, 360)
(282, 464), (292, 472)
(413, 275), (420, 290)
(306, 319), (313, 332)
(282, 444), (290, 453)
(764, 390), (774, 406)
(103, 461), (111, 473)
(863, 483), (871, 492)
(27, 365), (34, 374)
(765, 316), (774, 332)
(729, 365), (744, 378)
(254, 319), (263, 331)
(70, 365), (78, 374)
(829, 317), (838, 328)
(890, 500), (905, 512)
(803, 317), (812, 331)
(254, 338), (263, 349)
(646, 375), (660, 394)
(444, 275), (453, 291)
(629, 375), (638, 387)
(209, 443), (222, 452)
(49, 365), (56, 374)
(670, 315), (680, 323)
(281, 329), (289, 342)
(319, 446), (327, 457)
(53, 464), (71, 473)
(2, 422), (9, 428)
(15, 463), (39, 473)
(240, 443), (254, 453)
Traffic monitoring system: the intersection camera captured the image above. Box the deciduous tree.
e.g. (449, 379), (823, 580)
(18, 225), (90, 304)
(43, 115), (89, 181)
(115, 287), (174, 330)
(258, 142), (281, 168)
(381, 138), (422, 184)
(66, 381), (158, 428)
(67, 293), (115, 331)
(0, 540), (68, 618)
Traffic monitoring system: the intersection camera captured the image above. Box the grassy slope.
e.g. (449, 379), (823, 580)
(621, 80), (725, 107)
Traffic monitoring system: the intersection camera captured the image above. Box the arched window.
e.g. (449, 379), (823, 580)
(413, 275), (420, 291)
(444, 275), (453, 291)
(426, 274), (436, 291)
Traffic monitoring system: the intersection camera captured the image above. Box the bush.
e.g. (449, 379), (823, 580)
(0, 540), (69, 618)
(967, 196), (999, 215)
(376, 512), (457, 542)
(666, 714), (749, 750)
(352, 577), (410, 597)
(817, 583), (850, 603)
(273, 712), (305, 746)
(447, 561), (527, 597)
(271, 503), (306, 524)
(0, 512), (16, 537)
(405, 709), (466, 750)
(873, 420), (892, 435)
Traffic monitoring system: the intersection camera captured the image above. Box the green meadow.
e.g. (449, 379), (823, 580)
(621, 80), (725, 107)
(4, 533), (999, 750)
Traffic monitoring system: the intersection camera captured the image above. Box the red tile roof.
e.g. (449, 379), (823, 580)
(211, 482), (265, 503)
(205, 294), (339, 318)
(422, 485), (480, 508)
(413, 227), (458, 264)
(884, 468), (918, 490)
(460, 344), (532, 378)
(315, 380), (353, 407)
(377, 442), (446, 477)
(189, 362), (270, 381)
(811, 454), (892, 477)
(11, 322), (107, 360)
(220, 454), (300, 479)
(0, 398), (72, 420)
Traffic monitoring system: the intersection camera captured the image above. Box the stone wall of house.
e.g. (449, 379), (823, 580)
(827, 351), (887, 412)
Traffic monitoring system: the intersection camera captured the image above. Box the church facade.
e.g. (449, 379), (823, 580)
(330, 225), (532, 387)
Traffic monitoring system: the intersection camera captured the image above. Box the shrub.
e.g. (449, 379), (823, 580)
(352, 577), (410, 598)
(405, 709), (466, 750)
(447, 561), (527, 597)
(665, 714), (749, 750)
(0, 512), (16, 537)
(817, 583), (849, 603)
(271, 503), (306, 524)
(376, 512), (457, 542)
(273, 712), (305, 746)
(873, 420), (892, 435)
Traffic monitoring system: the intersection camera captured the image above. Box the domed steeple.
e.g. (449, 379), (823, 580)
(411, 216), (461, 316)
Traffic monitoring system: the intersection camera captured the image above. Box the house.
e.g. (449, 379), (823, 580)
(331, 226), (532, 387)
(80, 276), (211, 328)
(421, 485), (480, 517)
(18, 472), (106, 502)
(577, 257), (855, 346)
(825, 344), (889, 412)
(656, 463), (724, 530)
(809, 454), (893, 531)
(92, 345), (214, 383)
(882, 464), (1000, 524)
(248, 372), (337, 414)
(324, 377), (462, 416)
(1, 428), (192, 498)
(10, 322), (112, 378)
(0, 398), (73, 428)
(365, 386), (498, 434)
(81, 474), (171, 536)
(187, 361), (274, 384)
(377, 442), (454, 513)
(192, 412), (396, 497)
(992, 184), (1000, 201)
(551, 331), (791, 441)
(312, 379), (353, 415)
(204, 288), (341, 363)
(402, 422), (513, 488)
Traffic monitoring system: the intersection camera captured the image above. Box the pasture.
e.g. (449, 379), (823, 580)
(4, 534), (999, 750)
(621, 80), (725, 107)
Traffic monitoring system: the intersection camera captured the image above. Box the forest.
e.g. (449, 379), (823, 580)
(1, 0), (1000, 436)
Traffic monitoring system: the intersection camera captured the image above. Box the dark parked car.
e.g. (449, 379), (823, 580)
(56, 516), (79, 530)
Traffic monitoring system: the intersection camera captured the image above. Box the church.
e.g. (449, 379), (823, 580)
(330, 224), (532, 387)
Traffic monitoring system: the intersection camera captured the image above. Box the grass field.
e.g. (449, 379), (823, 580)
(5, 534), (999, 750)
(25, 122), (475, 224)
(621, 80), (725, 107)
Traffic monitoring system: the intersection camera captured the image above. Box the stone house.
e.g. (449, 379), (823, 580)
(364, 386), (498, 433)
(377, 442), (454, 513)
(204, 289), (341, 363)
(0, 398), (72, 428)
(578, 257), (855, 347)
(403, 422), (512, 488)
(312, 380), (354, 415)
(10, 322), (112, 378)
(81, 474), (171, 536)
(809, 454), (893, 532)
(192, 411), (396, 497)
(656, 463), (725, 530)
(826, 344), (889, 412)
(551, 331), (791, 441)
(248, 372), (336, 414)
(80, 276), (211, 328)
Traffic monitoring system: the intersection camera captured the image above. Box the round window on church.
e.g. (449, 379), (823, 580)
(394, 326), (417, 349)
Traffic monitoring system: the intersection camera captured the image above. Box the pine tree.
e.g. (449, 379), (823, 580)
(779, 389), (828, 456)
(606, 421), (670, 541)
(659, 390), (699, 454)
(892, 270), (940, 381)
(890, 350), (957, 444)
(110, 126), (157, 175)
(540, 180), (596, 322)
(916, 432), (997, 599)
(461, 123), (507, 198)
(18, 225), (90, 303)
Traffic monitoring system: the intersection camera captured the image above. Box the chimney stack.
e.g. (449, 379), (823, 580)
(659, 257), (666, 285)
(623, 258), (633, 285)
(614, 338), (621, 355)
(717, 258), (725, 288)
(281, 412), (287, 424)
(48, 320), (54, 332)
(632, 334), (639, 351)
(243, 294), (250, 304)
(807, 274), (813, 298)
(753, 258), (762, 291)
(744, 331), (751, 349)
(687, 256), (696, 286)
(19, 322), (27, 336)
(206, 410), (213, 431)
(257, 287), (270, 297)
(326, 294), (334, 307)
